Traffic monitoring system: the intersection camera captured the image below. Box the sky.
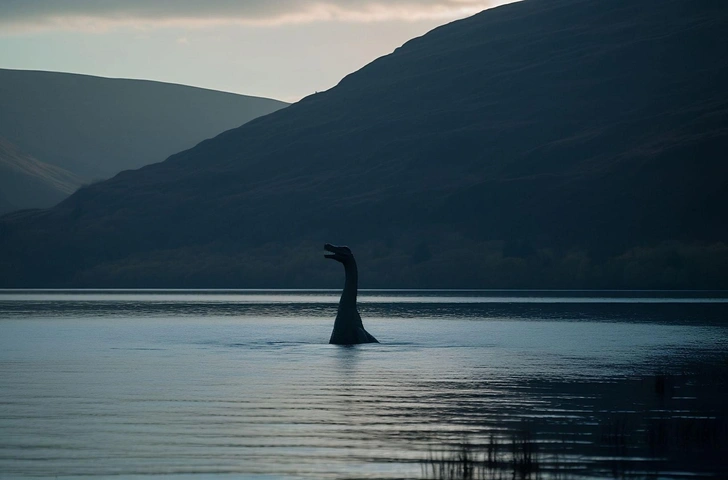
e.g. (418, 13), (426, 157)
(0, 0), (516, 103)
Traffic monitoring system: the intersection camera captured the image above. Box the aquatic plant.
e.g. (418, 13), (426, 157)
(421, 433), (546, 480)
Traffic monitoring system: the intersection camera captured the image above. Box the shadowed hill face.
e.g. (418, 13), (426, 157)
(0, 191), (15, 214)
(1, 0), (727, 288)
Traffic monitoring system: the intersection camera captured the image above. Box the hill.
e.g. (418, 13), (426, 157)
(0, 69), (288, 210)
(0, 138), (84, 214)
(1, 0), (727, 288)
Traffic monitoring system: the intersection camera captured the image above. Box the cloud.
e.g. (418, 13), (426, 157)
(0, 1), (517, 33)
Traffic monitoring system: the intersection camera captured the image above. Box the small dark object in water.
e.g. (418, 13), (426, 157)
(324, 244), (378, 345)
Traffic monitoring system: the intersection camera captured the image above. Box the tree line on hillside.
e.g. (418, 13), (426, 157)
(60, 236), (728, 289)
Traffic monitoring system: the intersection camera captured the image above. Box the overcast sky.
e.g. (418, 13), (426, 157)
(0, 1), (516, 102)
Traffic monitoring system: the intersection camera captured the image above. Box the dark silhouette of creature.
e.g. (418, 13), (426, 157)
(324, 244), (378, 345)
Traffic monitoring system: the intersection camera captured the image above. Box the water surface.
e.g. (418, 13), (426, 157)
(1, 290), (726, 479)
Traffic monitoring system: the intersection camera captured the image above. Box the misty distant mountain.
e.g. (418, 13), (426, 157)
(0, 69), (288, 210)
(0, 138), (84, 214)
(1, 0), (727, 288)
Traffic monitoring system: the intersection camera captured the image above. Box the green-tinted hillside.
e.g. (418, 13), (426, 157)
(1, 0), (727, 288)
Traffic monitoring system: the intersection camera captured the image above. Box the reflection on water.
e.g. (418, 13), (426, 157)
(2, 290), (728, 326)
(0, 290), (726, 478)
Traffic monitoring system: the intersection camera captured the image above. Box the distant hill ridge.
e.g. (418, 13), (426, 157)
(1, 0), (727, 288)
(0, 69), (288, 212)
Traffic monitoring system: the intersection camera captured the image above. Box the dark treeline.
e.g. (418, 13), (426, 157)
(42, 238), (728, 289)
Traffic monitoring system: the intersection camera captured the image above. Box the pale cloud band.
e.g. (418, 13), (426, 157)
(0, 0), (516, 33)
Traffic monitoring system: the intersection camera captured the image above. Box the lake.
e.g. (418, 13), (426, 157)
(1, 290), (727, 479)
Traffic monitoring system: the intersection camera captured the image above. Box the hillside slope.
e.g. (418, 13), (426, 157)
(0, 69), (288, 210)
(0, 138), (84, 214)
(1, 0), (727, 288)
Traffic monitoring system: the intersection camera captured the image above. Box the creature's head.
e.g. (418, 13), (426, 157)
(324, 243), (354, 265)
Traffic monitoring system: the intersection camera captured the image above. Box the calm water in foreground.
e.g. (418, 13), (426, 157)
(1, 290), (727, 479)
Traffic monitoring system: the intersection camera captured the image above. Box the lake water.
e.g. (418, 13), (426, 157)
(1, 290), (727, 479)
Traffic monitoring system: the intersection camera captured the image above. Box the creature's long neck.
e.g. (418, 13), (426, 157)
(339, 260), (358, 310)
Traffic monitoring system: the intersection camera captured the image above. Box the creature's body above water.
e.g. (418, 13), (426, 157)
(324, 244), (378, 345)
